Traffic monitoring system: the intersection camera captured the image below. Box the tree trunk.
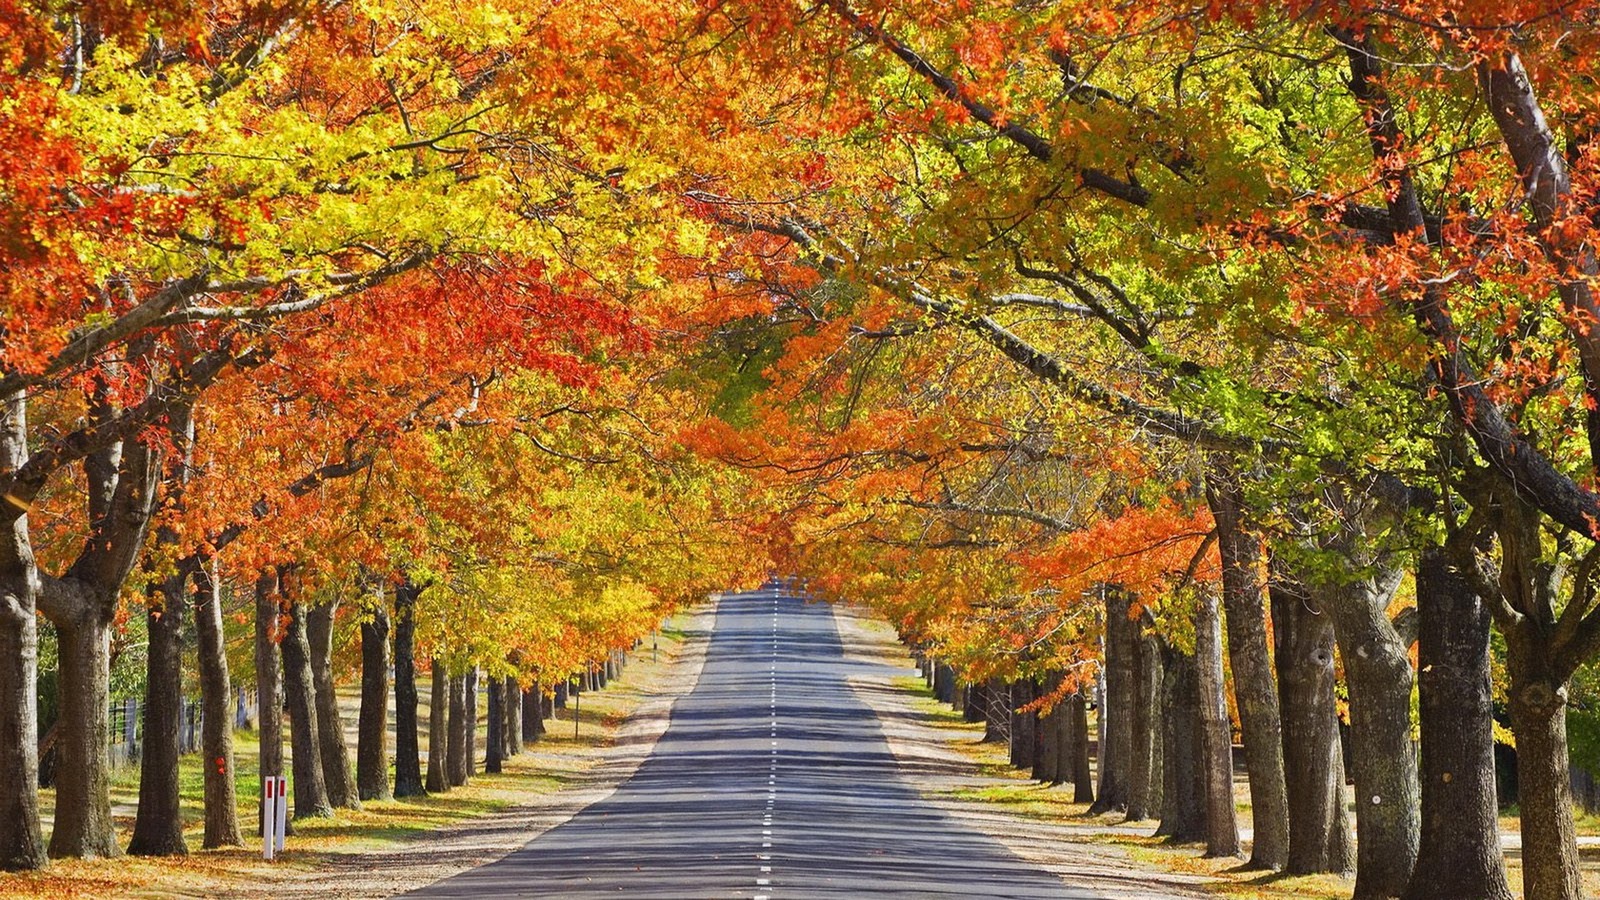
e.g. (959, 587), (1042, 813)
(280, 595), (331, 819)
(49, 608), (120, 859)
(0, 392), (44, 871)
(357, 604), (391, 802)
(1068, 691), (1095, 804)
(128, 576), (187, 856)
(307, 601), (358, 810)
(1037, 675), (1063, 784)
(1157, 645), (1204, 842)
(964, 682), (984, 723)
(1206, 459), (1290, 870)
(485, 678), (503, 774)
(1009, 680), (1035, 769)
(392, 580), (424, 798)
(1195, 590), (1242, 858)
(553, 680), (567, 709)
(426, 662), (449, 794)
(1126, 626), (1163, 822)
(254, 572), (285, 834)
(983, 677), (1009, 744)
(1271, 574), (1353, 876)
(523, 681), (544, 743)
(1402, 545), (1511, 900)
(1091, 586), (1134, 814)
(447, 671), (468, 787)
(1323, 566), (1419, 899)
(464, 667), (478, 777)
(193, 563), (241, 848)
(503, 676), (521, 758)
(1504, 620), (1582, 900)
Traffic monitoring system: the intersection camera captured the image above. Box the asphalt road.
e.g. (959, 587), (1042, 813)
(405, 589), (1101, 899)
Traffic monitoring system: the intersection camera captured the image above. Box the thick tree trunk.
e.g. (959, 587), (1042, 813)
(1068, 691), (1095, 803)
(447, 671), (469, 787)
(1206, 460), (1290, 870)
(1271, 575), (1353, 876)
(1010, 680), (1036, 770)
(280, 597), (332, 819)
(1157, 646), (1204, 842)
(254, 573), (285, 834)
(426, 662), (449, 794)
(485, 679), (503, 774)
(307, 602), (358, 810)
(1037, 675), (1062, 784)
(964, 682), (983, 723)
(357, 605), (391, 802)
(1194, 590), (1242, 858)
(553, 680), (567, 709)
(1126, 628), (1163, 822)
(1505, 635), (1582, 900)
(392, 580), (424, 798)
(0, 392), (44, 871)
(983, 677), (1009, 744)
(1090, 587), (1134, 814)
(1324, 567), (1419, 899)
(464, 667), (478, 777)
(128, 577), (187, 856)
(523, 681), (545, 743)
(193, 564), (241, 848)
(49, 609), (119, 859)
(1402, 546), (1511, 900)
(503, 676), (521, 758)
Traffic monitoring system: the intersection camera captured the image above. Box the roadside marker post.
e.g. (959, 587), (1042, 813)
(275, 775), (288, 853)
(262, 776), (278, 860)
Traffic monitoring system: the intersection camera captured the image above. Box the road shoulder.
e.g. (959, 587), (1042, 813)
(829, 601), (1215, 900)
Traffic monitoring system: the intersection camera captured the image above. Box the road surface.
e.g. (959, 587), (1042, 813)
(405, 589), (1102, 899)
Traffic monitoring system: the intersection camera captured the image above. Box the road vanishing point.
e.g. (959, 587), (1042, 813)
(405, 589), (1106, 899)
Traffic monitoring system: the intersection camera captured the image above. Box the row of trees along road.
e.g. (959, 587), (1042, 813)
(13, 3), (1600, 900)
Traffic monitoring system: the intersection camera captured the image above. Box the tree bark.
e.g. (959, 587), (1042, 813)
(1323, 565), (1419, 899)
(1157, 645), (1204, 842)
(392, 580), (424, 798)
(280, 592), (331, 819)
(1067, 691), (1095, 803)
(0, 390), (44, 871)
(128, 576), (187, 856)
(1271, 573), (1353, 876)
(447, 671), (468, 787)
(1090, 586), (1134, 814)
(357, 604), (391, 802)
(464, 667), (478, 777)
(254, 572), (285, 833)
(485, 678), (503, 774)
(503, 676), (521, 758)
(1194, 590), (1242, 858)
(1037, 675), (1062, 784)
(307, 601), (359, 810)
(983, 677), (1009, 744)
(523, 680), (545, 743)
(49, 608), (119, 859)
(1009, 680), (1035, 769)
(426, 661), (449, 794)
(1126, 626), (1163, 822)
(1206, 459), (1289, 870)
(1402, 545), (1511, 900)
(193, 563), (241, 848)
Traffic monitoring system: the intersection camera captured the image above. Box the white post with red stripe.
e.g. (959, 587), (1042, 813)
(275, 775), (288, 853)
(263, 774), (289, 859)
(262, 775), (278, 860)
